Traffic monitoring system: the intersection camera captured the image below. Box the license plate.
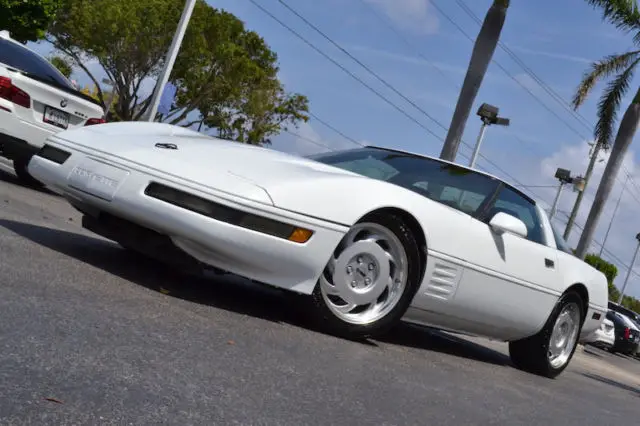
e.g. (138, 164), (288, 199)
(67, 158), (129, 201)
(43, 106), (69, 129)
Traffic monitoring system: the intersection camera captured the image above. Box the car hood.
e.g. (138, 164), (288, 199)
(50, 122), (366, 204)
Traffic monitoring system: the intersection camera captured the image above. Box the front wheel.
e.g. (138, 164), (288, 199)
(509, 291), (584, 379)
(310, 212), (422, 340)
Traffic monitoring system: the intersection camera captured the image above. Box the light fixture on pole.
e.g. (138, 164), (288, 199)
(468, 103), (510, 169)
(550, 168), (584, 219)
(617, 232), (640, 304)
(600, 174), (630, 257)
(145, 0), (197, 122)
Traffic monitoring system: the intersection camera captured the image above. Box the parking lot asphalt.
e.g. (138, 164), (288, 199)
(1, 158), (639, 426)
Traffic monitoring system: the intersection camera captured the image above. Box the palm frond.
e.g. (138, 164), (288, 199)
(572, 50), (640, 109)
(586, 0), (640, 40)
(594, 57), (640, 148)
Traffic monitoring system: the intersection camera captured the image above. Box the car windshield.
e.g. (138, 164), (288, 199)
(309, 147), (501, 216)
(0, 38), (74, 90)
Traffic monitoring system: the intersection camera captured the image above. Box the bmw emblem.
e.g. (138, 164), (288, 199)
(60, 98), (68, 108)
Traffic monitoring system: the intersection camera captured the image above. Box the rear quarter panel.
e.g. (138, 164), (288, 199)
(556, 251), (609, 337)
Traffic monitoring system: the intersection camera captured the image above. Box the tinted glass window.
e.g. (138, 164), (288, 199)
(309, 148), (500, 216)
(551, 222), (573, 254)
(491, 186), (545, 244)
(0, 39), (73, 89)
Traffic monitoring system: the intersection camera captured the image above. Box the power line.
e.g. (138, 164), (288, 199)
(275, 0), (449, 134)
(433, 0), (640, 211)
(246, 0), (446, 142)
(451, 0), (640, 207)
(307, 111), (364, 147)
(358, 0), (462, 91)
(254, 0), (550, 203)
(429, 0), (592, 141)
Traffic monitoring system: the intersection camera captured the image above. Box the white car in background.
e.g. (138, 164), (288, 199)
(0, 30), (105, 184)
(582, 317), (615, 349)
(27, 121), (609, 379)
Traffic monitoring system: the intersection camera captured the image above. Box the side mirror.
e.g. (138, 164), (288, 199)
(489, 212), (528, 238)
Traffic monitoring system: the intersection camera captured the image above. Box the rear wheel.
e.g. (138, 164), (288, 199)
(13, 156), (42, 187)
(509, 291), (584, 379)
(310, 212), (422, 339)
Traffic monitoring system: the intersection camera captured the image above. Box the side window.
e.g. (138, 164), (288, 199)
(491, 186), (545, 245)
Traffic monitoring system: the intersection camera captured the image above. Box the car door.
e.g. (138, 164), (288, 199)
(441, 185), (561, 337)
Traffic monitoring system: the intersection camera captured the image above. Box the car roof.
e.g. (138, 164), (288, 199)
(364, 145), (538, 205)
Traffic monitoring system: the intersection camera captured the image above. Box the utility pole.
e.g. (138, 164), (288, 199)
(563, 141), (602, 240)
(617, 232), (640, 304)
(145, 0), (196, 122)
(599, 174), (630, 257)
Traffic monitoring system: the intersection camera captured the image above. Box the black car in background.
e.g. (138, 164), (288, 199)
(605, 310), (640, 355)
(608, 301), (640, 323)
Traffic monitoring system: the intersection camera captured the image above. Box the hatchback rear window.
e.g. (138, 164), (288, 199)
(0, 39), (73, 89)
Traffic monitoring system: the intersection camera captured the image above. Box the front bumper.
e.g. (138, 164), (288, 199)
(28, 145), (349, 295)
(583, 328), (615, 347)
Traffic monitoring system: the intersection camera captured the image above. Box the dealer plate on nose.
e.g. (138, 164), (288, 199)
(67, 158), (130, 201)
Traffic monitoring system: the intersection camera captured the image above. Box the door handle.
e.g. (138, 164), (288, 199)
(545, 258), (555, 268)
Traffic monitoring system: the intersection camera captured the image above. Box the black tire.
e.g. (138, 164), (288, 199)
(13, 156), (42, 187)
(310, 211), (422, 340)
(509, 291), (585, 379)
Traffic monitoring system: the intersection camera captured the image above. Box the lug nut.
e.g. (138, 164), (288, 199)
(351, 280), (357, 288)
(357, 256), (363, 264)
(346, 266), (353, 274)
(364, 278), (371, 285)
(368, 263), (375, 271)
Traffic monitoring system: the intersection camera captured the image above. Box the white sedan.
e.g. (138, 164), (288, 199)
(27, 122), (608, 379)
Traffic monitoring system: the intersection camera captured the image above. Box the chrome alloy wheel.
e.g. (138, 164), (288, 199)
(547, 302), (581, 369)
(319, 222), (409, 325)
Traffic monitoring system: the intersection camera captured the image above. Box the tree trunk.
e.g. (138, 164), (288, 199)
(563, 141), (602, 240)
(575, 88), (640, 259)
(439, 0), (510, 162)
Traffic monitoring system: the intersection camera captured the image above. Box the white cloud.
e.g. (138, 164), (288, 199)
(364, 0), (439, 35)
(507, 45), (593, 65)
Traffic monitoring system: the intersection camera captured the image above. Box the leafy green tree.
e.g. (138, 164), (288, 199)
(573, 0), (640, 259)
(49, 56), (73, 78)
(440, 0), (510, 161)
(46, 0), (308, 145)
(584, 253), (620, 300)
(0, 0), (60, 43)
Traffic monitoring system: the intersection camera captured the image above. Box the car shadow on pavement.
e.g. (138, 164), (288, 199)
(582, 373), (640, 397)
(0, 218), (511, 367)
(0, 166), (56, 195)
(378, 324), (512, 366)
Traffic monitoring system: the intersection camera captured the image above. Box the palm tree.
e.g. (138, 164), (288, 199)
(573, 0), (640, 259)
(439, 0), (510, 162)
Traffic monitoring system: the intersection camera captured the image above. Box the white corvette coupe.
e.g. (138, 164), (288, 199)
(27, 121), (608, 378)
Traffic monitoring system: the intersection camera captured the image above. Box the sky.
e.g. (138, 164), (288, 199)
(26, 0), (640, 298)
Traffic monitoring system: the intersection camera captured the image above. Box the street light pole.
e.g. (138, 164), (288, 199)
(549, 183), (564, 220)
(468, 103), (510, 169)
(599, 174), (630, 257)
(469, 120), (488, 168)
(617, 232), (640, 304)
(145, 0), (197, 122)
(101, 78), (114, 120)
